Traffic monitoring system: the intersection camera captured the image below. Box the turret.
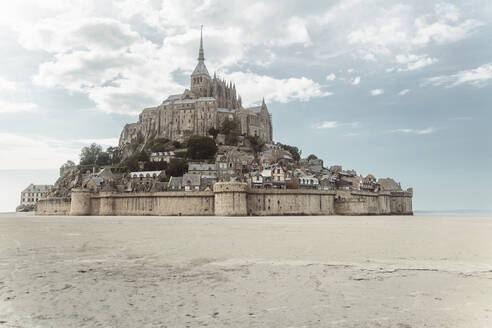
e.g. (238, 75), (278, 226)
(191, 26), (211, 96)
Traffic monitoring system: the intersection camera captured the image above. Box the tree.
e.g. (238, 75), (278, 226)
(96, 152), (110, 166)
(220, 119), (240, 145)
(119, 154), (140, 172)
(174, 150), (187, 158)
(220, 119), (239, 135)
(143, 161), (168, 171)
(167, 158), (188, 177)
(172, 140), (183, 149)
(137, 150), (149, 162)
(247, 136), (264, 154)
(187, 135), (217, 160)
(307, 154), (318, 161)
(80, 143), (103, 166)
(278, 143), (301, 162)
(117, 150), (148, 172)
(146, 138), (169, 153)
(208, 127), (219, 139)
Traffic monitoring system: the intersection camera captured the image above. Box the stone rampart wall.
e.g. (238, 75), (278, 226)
(36, 184), (412, 216)
(335, 190), (412, 215)
(36, 197), (71, 216)
(247, 189), (336, 216)
(90, 191), (215, 216)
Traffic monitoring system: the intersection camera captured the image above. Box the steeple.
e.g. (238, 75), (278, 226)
(191, 26), (210, 95)
(198, 25), (205, 62)
(191, 26), (210, 77)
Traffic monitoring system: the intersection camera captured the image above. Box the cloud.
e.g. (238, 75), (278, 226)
(398, 89), (411, 96)
(0, 133), (121, 169)
(31, 35), (186, 114)
(1, 1), (486, 117)
(0, 100), (39, 114)
(451, 116), (472, 121)
(435, 2), (461, 23)
(413, 15), (482, 46)
(223, 71), (332, 106)
(395, 54), (438, 71)
(347, 3), (482, 62)
(13, 1), (319, 115)
(18, 17), (140, 53)
(370, 89), (384, 96)
(326, 73), (336, 81)
(0, 132), (79, 169)
(424, 63), (492, 88)
(314, 121), (338, 129)
(347, 15), (408, 52)
(72, 138), (119, 147)
(313, 120), (361, 130)
(0, 77), (17, 91)
(352, 76), (361, 85)
(392, 127), (435, 135)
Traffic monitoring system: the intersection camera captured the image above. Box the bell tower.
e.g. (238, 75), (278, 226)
(191, 26), (211, 96)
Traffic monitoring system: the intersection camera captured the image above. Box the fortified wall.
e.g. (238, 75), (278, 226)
(36, 197), (71, 216)
(36, 182), (412, 216)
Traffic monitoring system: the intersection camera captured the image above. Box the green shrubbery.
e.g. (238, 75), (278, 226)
(79, 143), (120, 167)
(278, 143), (301, 162)
(187, 135), (217, 160)
(167, 158), (188, 177)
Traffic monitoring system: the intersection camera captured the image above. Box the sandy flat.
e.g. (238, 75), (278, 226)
(1, 214), (491, 327)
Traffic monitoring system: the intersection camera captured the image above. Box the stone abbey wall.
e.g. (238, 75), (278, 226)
(36, 182), (413, 216)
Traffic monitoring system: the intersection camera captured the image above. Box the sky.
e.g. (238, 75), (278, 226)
(0, 0), (491, 212)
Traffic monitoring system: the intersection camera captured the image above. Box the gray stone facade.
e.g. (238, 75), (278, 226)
(119, 30), (273, 157)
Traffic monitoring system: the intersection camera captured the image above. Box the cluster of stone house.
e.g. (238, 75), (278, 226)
(149, 151), (175, 163)
(39, 141), (406, 201)
(19, 184), (52, 208)
(243, 149), (405, 192)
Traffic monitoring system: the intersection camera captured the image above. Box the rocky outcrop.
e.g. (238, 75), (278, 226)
(48, 161), (80, 198)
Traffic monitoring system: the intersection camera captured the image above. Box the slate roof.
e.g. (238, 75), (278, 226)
(183, 173), (201, 187)
(246, 106), (262, 113)
(162, 97), (216, 105)
(192, 61), (209, 76)
(167, 176), (183, 189)
(189, 163), (216, 171)
(129, 171), (164, 179)
(217, 108), (236, 113)
(22, 184), (52, 193)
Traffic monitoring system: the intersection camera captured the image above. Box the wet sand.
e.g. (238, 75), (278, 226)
(1, 213), (491, 327)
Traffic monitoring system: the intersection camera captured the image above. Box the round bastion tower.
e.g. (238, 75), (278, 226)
(190, 26), (211, 97)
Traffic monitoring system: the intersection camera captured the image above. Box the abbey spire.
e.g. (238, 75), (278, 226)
(191, 26), (210, 77)
(191, 26), (210, 95)
(198, 25), (205, 62)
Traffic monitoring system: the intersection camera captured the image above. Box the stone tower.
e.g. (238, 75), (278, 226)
(190, 26), (211, 97)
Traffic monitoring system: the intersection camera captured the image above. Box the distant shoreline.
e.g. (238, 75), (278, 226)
(415, 209), (492, 216)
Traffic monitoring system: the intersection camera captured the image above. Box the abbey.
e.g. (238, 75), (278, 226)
(119, 30), (273, 152)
